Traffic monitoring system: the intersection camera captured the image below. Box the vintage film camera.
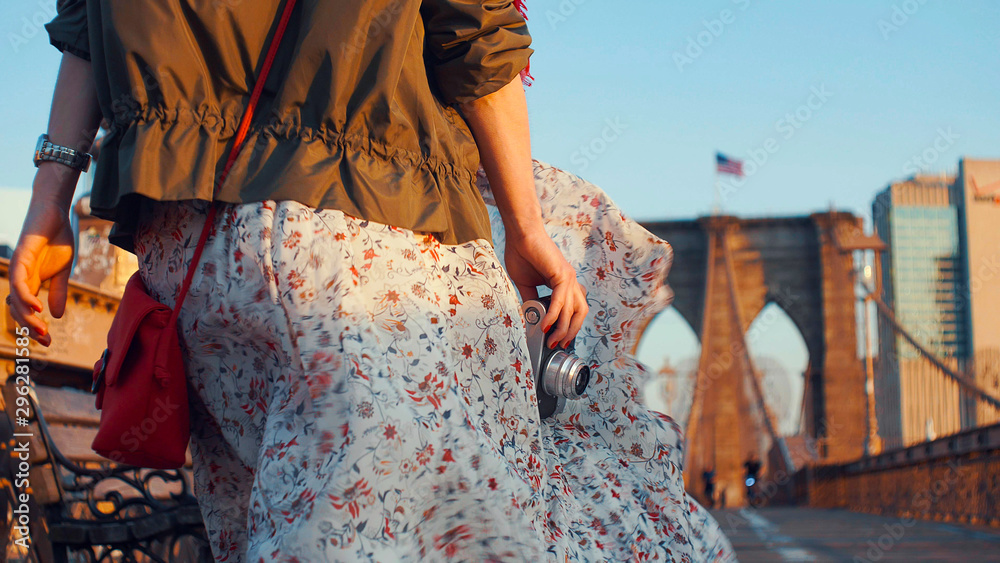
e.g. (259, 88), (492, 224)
(522, 296), (591, 418)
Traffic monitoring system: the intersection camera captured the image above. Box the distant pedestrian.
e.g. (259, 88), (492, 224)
(703, 467), (717, 508)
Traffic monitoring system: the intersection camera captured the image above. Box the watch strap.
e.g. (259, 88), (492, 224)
(34, 134), (92, 172)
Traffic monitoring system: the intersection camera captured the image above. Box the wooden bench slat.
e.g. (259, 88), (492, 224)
(33, 385), (102, 426)
(43, 423), (106, 463)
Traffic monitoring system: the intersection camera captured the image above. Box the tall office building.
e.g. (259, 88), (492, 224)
(873, 174), (966, 448)
(953, 159), (1000, 425)
(872, 158), (1000, 449)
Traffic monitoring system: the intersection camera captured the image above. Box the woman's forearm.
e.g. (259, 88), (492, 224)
(456, 74), (587, 343)
(33, 52), (103, 212)
(456, 75), (544, 240)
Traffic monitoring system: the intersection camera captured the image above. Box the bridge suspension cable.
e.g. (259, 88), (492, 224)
(868, 292), (1000, 411)
(829, 220), (1000, 436)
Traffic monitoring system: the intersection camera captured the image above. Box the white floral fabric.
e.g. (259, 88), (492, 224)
(133, 160), (736, 562)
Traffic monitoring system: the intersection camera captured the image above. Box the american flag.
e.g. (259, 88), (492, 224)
(716, 152), (744, 177)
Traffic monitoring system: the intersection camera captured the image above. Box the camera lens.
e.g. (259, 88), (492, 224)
(574, 365), (590, 396)
(542, 351), (590, 399)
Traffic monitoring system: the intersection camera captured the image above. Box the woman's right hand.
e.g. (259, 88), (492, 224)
(452, 74), (587, 346)
(504, 228), (588, 349)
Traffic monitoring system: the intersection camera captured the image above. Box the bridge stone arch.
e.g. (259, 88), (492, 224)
(640, 212), (880, 507)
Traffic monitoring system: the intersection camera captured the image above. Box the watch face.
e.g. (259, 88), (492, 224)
(34, 134), (49, 166)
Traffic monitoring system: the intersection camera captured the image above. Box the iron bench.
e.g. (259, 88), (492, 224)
(2, 381), (211, 562)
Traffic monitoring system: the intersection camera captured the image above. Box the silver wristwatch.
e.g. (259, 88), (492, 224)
(34, 134), (93, 172)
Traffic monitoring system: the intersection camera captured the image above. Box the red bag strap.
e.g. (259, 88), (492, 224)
(169, 0), (298, 321)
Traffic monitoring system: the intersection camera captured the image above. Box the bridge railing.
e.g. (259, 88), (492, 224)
(800, 421), (1000, 527)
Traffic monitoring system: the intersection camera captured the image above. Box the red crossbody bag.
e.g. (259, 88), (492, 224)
(90, 0), (298, 469)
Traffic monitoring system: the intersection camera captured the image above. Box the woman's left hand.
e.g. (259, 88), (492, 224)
(8, 197), (76, 347)
(10, 52), (102, 346)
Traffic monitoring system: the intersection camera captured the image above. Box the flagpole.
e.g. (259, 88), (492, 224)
(712, 172), (722, 215)
(712, 158), (721, 216)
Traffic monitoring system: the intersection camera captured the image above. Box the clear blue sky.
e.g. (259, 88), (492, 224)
(2, 1), (998, 423)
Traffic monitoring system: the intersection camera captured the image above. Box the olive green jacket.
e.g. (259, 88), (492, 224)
(45, 0), (533, 251)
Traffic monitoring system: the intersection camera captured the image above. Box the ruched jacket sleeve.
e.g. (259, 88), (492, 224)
(45, 0), (91, 61)
(421, 0), (533, 105)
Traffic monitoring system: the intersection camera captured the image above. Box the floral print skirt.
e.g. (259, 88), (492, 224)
(133, 160), (736, 562)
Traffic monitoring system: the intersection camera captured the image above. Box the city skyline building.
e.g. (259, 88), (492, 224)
(872, 157), (1000, 449)
(953, 159), (1000, 426)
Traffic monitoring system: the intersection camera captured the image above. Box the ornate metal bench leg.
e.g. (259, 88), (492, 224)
(1, 413), (56, 563)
